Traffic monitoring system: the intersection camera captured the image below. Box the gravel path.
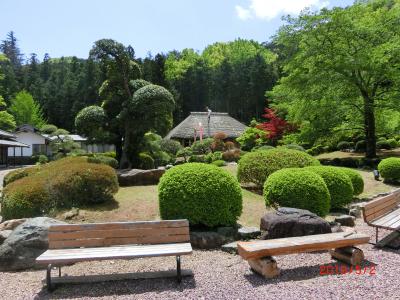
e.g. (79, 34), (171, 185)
(1, 220), (399, 300)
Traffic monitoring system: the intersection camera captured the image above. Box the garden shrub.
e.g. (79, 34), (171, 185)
(1, 157), (119, 220)
(176, 147), (192, 162)
(338, 167), (364, 195)
(98, 151), (117, 158)
(263, 168), (330, 217)
(238, 148), (320, 188)
(138, 152), (155, 169)
(160, 139), (182, 156)
(376, 140), (391, 150)
(190, 138), (213, 154)
(387, 138), (398, 149)
(282, 144), (305, 152)
(3, 166), (40, 187)
(378, 157), (400, 182)
(305, 166), (354, 209)
(188, 155), (206, 163)
(224, 141), (235, 150)
(87, 155), (119, 169)
(211, 160), (225, 167)
(355, 140), (366, 152)
(337, 141), (351, 151)
(158, 163), (242, 227)
(205, 151), (222, 163)
(37, 155), (49, 165)
(222, 149), (241, 162)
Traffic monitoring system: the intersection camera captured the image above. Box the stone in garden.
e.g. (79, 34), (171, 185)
(0, 230), (12, 244)
(217, 226), (237, 238)
(260, 207), (331, 239)
(118, 168), (165, 186)
(334, 215), (355, 227)
(0, 217), (65, 271)
(190, 230), (234, 249)
(349, 208), (361, 218)
(238, 227), (261, 240)
(0, 218), (26, 231)
(330, 222), (343, 233)
(221, 241), (238, 254)
(62, 207), (79, 220)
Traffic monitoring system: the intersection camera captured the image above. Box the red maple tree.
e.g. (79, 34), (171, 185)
(257, 108), (292, 143)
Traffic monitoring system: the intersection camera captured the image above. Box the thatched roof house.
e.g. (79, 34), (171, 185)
(165, 112), (247, 145)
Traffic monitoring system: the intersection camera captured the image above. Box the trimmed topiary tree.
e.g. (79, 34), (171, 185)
(339, 167), (364, 195)
(264, 168), (330, 217)
(378, 157), (400, 182)
(158, 163), (242, 227)
(238, 148), (320, 189)
(305, 166), (354, 209)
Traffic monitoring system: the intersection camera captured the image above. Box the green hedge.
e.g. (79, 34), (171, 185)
(1, 157), (119, 220)
(378, 157), (400, 182)
(263, 168), (330, 217)
(339, 167), (364, 195)
(87, 155), (119, 169)
(158, 163), (242, 227)
(238, 148), (320, 188)
(305, 166), (353, 209)
(3, 166), (40, 187)
(211, 160), (225, 167)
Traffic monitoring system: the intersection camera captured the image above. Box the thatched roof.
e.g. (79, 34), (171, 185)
(165, 112), (247, 140)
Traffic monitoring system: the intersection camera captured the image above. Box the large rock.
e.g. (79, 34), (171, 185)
(335, 215), (356, 227)
(118, 168), (166, 186)
(260, 207), (331, 239)
(0, 218), (26, 231)
(0, 217), (65, 271)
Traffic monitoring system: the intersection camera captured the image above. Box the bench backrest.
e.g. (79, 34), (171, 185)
(48, 219), (190, 249)
(362, 190), (400, 223)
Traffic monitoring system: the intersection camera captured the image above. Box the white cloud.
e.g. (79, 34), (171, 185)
(235, 5), (252, 20)
(236, 0), (329, 21)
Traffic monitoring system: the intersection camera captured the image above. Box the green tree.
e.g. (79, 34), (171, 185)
(9, 90), (46, 127)
(270, 0), (400, 158)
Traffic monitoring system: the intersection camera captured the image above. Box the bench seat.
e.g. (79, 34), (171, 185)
(238, 232), (370, 260)
(369, 207), (400, 230)
(37, 243), (193, 265)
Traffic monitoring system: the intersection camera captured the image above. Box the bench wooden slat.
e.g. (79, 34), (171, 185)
(49, 234), (190, 249)
(237, 233), (370, 260)
(365, 204), (399, 223)
(364, 191), (400, 210)
(49, 220), (188, 232)
(380, 214), (400, 228)
(37, 243), (193, 264)
(390, 219), (400, 229)
(48, 227), (189, 241)
(364, 197), (398, 218)
(370, 208), (400, 227)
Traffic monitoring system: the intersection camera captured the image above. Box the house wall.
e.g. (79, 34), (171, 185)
(82, 143), (116, 153)
(7, 131), (47, 157)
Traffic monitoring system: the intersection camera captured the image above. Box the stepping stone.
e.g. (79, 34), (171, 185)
(334, 215), (355, 227)
(221, 241), (238, 254)
(238, 227), (261, 240)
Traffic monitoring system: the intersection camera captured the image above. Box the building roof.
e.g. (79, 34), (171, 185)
(44, 134), (87, 142)
(165, 112), (248, 140)
(0, 139), (29, 147)
(0, 129), (16, 139)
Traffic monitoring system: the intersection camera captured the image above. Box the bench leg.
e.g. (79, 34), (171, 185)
(176, 256), (182, 283)
(376, 227), (379, 244)
(330, 247), (364, 266)
(248, 256), (280, 279)
(58, 266), (62, 277)
(46, 264), (55, 292)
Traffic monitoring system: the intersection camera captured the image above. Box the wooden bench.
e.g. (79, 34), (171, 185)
(361, 189), (400, 244)
(36, 219), (193, 291)
(237, 232), (370, 278)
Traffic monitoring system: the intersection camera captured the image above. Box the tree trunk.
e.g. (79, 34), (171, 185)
(363, 95), (376, 158)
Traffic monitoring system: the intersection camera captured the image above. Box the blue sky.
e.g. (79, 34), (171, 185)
(1, 0), (353, 61)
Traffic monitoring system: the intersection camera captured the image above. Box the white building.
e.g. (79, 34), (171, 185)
(8, 124), (115, 158)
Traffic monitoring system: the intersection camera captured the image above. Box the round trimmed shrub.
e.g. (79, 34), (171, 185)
(238, 148), (320, 188)
(158, 163), (242, 227)
(305, 166), (354, 209)
(87, 155), (119, 169)
(378, 157), (400, 182)
(387, 138), (398, 149)
(160, 139), (183, 156)
(263, 168), (330, 217)
(138, 152), (155, 169)
(376, 140), (391, 150)
(355, 140), (366, 152)
(211, 160), (225, 167)
(188, 155), (206, 163)
(1, 157), (119, 220)
(252, 145), (275, 152)
(339, 167), (364, 195)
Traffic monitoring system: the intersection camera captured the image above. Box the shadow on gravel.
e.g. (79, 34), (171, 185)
(35, 277), (197, 299)
(244, 260), (377, 286)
